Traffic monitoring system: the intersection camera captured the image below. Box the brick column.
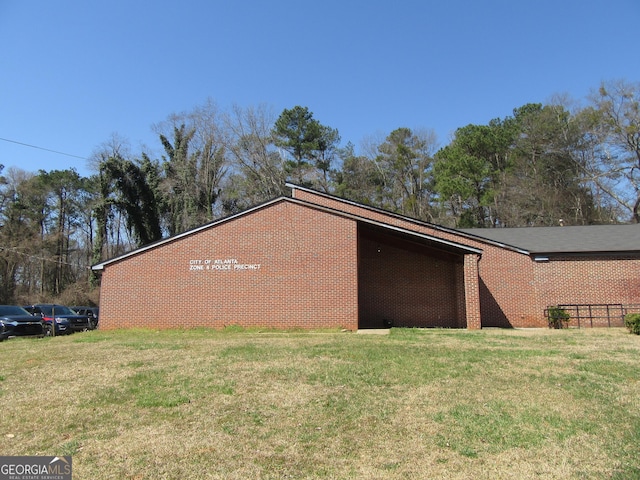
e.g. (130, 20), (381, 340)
(464, 254), (482, 329)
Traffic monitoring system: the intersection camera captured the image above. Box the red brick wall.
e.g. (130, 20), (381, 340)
(464, 254), (481, 329)
(292, 189), (640, 328)
(454, 261), (467, 328)
(98, 189), (640, 331)
(475, 244), (539, 327)
(293, 189), (538, 327)
(98, 201), (359, 330)
(357, 230), (464, 328)
(534, 255), (640, 310)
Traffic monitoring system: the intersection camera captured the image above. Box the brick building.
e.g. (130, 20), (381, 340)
(92, 184), (640, 330)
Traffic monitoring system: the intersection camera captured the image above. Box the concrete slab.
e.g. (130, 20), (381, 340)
(356, 329), (391, 335)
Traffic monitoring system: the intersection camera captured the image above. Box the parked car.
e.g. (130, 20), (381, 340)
(70, 306), (99, 329)
(23, 304), (91, 335)
(0, 305), (45, 340)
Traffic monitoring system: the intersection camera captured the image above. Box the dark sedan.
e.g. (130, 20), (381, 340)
(24, 304), (91, 335)
(0, 305), (45, 340)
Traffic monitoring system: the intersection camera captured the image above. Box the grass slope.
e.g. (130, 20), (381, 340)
(0, 327), (638, 479)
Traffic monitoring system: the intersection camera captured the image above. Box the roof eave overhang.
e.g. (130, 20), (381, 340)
(355, 217), (482, 255)
(532, 250), (640, 260)
(287, 196), (482, 255)
(287, 183), (525, 255)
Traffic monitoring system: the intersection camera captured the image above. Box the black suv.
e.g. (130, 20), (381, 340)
(24, 304), (91, 335)
(70, 306), (99, 329)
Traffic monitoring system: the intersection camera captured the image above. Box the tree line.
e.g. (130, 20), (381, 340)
(0, 79), (638, 305)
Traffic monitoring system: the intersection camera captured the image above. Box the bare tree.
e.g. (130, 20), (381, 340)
(221, 104), (287, 212)
(154, 100), (229, 231)
(588, 80), (640, 222)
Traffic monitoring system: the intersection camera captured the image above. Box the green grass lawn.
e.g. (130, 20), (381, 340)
(1, 327), (639, 479)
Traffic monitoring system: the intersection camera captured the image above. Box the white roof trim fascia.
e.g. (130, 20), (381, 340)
(456, 232), (530, 255)
(287, 183), (529, 255)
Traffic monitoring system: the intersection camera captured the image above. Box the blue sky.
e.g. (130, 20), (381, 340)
(1, 0), (638, 177)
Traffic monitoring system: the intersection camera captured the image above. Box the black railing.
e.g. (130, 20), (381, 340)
(544, 304), (640, 328)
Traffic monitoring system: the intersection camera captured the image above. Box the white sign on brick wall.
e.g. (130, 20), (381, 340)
(188, 258), (261, 272)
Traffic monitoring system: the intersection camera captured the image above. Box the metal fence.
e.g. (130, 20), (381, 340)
(544, 304), (640, 328)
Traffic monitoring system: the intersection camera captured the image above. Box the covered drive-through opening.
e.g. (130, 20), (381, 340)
(357, 223), (481, 329)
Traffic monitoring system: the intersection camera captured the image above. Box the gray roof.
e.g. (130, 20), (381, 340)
(460, 224), (640, 254)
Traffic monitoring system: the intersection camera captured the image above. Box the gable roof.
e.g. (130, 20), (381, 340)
(92, 195), (481, 271)
(92, 184), (640, 272)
